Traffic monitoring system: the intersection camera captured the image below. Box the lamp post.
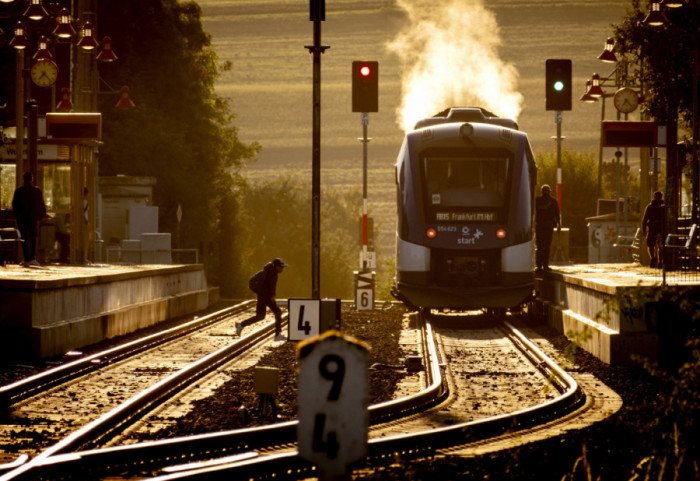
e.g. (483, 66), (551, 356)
(2, 1), (121, 180)
(581, 43), (645, 261)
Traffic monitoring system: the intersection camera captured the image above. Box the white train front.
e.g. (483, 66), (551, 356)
(393, 108), (537, 311)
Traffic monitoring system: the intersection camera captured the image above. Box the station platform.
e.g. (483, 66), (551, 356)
(535, 263), (699, 368)
(0, 263), (211, 359)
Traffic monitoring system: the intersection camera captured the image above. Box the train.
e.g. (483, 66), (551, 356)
(392, 107), (536, 312)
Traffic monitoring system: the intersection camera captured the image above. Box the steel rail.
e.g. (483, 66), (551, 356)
(0, 315), (446, 480)
(0, 301), (254, 407)
(134, 320), (585, 480)
(0, 310), (283, 481)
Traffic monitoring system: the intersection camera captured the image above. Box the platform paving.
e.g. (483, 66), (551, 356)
(537, 263), (700, 367)
(0, 263), (210, 359)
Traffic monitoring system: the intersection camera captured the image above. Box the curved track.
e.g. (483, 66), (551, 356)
(0, 310), (623, 480)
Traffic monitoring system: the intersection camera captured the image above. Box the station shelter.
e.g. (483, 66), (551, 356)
(0, 113), (100, 265)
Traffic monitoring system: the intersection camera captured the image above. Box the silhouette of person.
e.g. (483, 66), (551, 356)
(236, 258), (288, 341)
(535, 184), (561, 273)
(642, 191), (665, 267)
(12, 172), (47, 266)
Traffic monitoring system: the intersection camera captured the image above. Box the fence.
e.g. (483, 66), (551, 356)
(662, 223), (700, 286)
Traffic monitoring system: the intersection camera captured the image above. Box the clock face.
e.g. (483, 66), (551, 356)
(613, 87), (639, 114)
(30, 60), (59, 88)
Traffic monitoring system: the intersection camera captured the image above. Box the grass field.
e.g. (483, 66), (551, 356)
(198, 0), (631, 261)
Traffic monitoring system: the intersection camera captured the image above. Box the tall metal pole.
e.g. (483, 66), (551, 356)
(306, 0), (328, 299)
(554, 111), (563, 224)
(360, 112), (370, 270)
(15, 48), (25, 188)
(692, 0), (699, 223)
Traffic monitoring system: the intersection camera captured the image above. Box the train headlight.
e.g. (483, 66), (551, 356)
(496, 229), (506, 239)
(426, 228), (437, 239)
(459, 123), (474, 139)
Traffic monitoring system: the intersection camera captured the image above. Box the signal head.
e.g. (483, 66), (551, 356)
(352, 60), (378, 112)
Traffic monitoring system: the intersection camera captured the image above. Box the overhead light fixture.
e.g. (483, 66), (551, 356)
(644, 2), (667, 27)
(77, 21), (98, 50)
(587, 73), (605, 98)
(660, 0), (685, 7)
(32, 35), (53, 60)
(598, 37), (617, 63)
(24, 0), (49, 21)
(53, 8), (77, 39)
(116, 86), (135, 109)
(56, 88), (73, 111)
(96, 36), (117, 62)
(580, 80), (598, 103)
(8, 21), (28, 50)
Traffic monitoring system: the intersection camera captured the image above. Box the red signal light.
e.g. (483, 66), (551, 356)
(352, 60), (378, 112)
(426, 228), (437, 239)
(496, 229), (506, 239)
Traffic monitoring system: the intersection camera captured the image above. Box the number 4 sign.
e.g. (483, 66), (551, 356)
(297, 331), (369, 480)
(288, 298), (341, 341)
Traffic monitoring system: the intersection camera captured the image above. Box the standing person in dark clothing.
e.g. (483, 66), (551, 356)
(236, 258), (288, 341)
(642, 191), (665, 267)
(12, 172), (47, 266)
(535, 184), (561, 273)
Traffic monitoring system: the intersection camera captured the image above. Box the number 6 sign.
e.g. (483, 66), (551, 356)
(297, 331), (369, 479)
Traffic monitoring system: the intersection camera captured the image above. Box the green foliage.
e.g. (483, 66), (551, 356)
(593, 286), (700, 479)
(535, 151), (600, 255)
(96, 0), (260, 267)
(223, 176), (360, 300)
(612, 0), (697, 127)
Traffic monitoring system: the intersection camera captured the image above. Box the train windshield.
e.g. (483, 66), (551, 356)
(422, 155), (510, 208)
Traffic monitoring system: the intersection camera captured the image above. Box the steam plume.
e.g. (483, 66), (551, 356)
(387, 0), (524, 132)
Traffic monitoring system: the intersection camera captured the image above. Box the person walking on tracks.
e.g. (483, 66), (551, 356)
(12, 172), (47, 266)
(535, 184), (561, 273)
(236, 258), (288, 341)
(642, 191), (665, 267)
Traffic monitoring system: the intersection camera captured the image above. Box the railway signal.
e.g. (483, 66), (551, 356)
(352, 61), (378, 113)
(545, 59), (572, 111)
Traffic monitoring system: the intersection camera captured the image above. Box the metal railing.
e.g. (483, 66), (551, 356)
(662, 224), (700, 285)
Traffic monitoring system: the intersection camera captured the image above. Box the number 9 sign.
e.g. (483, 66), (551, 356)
(297, 331), (369, 479)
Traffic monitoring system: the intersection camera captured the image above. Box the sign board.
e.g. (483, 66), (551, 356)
(602, 121), (660, 147)
(359, 250), (376, 269)
(46, 113), (102, 140)
(1, 144), (60, 161)
(354, 271), (375, 311)
(288, 298), (341, 341)
(297, 332), (369, 479)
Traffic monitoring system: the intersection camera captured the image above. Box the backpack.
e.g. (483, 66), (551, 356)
(248, 270), (266, 293)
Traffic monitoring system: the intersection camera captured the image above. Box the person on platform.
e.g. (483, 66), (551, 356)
(236, 258), (288, 341)
(642, 191), (666, 268)
(12, 172), (47, 267)
(535, 184), (561, 273)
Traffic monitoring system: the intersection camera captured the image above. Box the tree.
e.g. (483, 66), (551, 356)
(96, 1), (259, 280)
(536, 151), (602, 259)
(612, 0), (696, 129)
(228, 176), (360, 300)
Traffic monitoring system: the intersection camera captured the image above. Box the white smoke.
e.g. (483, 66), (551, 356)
(387, 0), (524, 132)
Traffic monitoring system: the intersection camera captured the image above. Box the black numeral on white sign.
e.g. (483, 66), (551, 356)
(297, 305), (311, 335)
(312, 413), (340, 459)
(319, 354), (344, 400)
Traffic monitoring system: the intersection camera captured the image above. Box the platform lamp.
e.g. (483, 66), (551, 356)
(598, 38), (618, 64)
(645, 0), (698, 222)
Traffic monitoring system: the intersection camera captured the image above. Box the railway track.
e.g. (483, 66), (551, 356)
(0, 309), (621, 480)
(0, 301), (288, 478)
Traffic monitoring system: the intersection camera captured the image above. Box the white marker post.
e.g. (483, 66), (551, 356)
(288, 298), (341, 341)
(354, 270), (374, 311)
(297, 331), (369, 480)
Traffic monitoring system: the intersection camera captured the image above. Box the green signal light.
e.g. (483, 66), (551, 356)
(554, 80), (565, 92)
